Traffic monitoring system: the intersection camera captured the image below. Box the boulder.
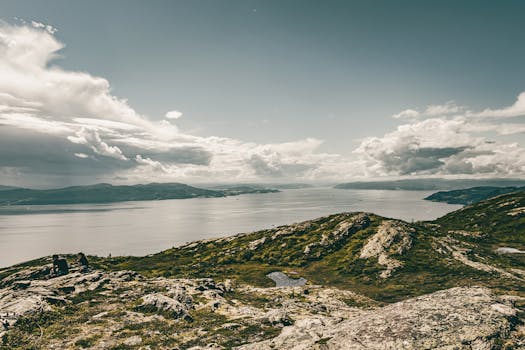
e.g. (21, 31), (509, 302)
(137, 293), (192, 321)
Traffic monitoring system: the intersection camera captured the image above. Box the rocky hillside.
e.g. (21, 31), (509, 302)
(1, 190), (524, 349)
(102, 189), (525, 301)
(425, 186), (525, 205)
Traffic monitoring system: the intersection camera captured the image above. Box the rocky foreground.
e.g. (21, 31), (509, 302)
(0, 263), (524, 349)
(1, 190), (525, 349)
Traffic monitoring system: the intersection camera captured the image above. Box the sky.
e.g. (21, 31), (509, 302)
(0, 0), (524, 187)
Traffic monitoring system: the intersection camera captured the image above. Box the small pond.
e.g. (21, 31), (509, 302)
(267, 271), (307, 287)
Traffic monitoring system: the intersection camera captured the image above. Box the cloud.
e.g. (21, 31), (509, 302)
(469, 122), (525, 135)
(424, 101), (462, 116)
(392, 109), (419, 120)
(165, 110), (183, 119)
(392, 101), (462, 120)
(30, 20), (57, 34)
(0, 125), (136, 188)
(395, 94), (525, 121)
(0, 22), (175, 137)
(355, 117), (525, 176)
(0, 22), (351, 186)
(67, 128), (128, 160)
(469, 92), (525, 118)
(379, 95), (525, 177)
(74, 153), (89, 159)
(248, 153), (314, 178)
(0, 21), (524, 186)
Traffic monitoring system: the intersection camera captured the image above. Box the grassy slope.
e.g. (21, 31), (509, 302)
(436, 191), (525, 273)
(94, 190), (525, 302)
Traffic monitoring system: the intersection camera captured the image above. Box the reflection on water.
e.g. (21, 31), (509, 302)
(0, 207), (117, 215)
(0, 188), (462, 267)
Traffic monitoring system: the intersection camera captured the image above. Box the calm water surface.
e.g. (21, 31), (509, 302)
(0, 188), (462, 267)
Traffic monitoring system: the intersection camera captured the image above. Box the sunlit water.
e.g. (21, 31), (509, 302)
(0, 188), (462, 267)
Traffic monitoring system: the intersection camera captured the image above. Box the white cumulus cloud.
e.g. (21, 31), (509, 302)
(469, 92), (525, 118)
(165, 110), (183, 119)
(0, 22), (353, 186)
(0, 21), (524, 186)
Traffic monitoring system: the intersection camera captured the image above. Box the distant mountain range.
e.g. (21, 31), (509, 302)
(424, 186), (525, 205)
(0, 183), (279, 205)
(334, 178), (525, 191)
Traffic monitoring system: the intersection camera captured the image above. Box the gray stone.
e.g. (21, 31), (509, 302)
(238, 287), (520, 350)
(137, 293), (192, 321)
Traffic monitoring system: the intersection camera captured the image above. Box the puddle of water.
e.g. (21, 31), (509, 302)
(495, 247), (525, 254)
(267, 271), (307, 287)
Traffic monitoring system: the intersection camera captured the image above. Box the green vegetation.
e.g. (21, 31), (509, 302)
(0, 182), (278, 205)
(95, 190), (525, 302)
(425, 186), (525, 205)
(0, 280), (281, 350)
(74, 335), (100, 348)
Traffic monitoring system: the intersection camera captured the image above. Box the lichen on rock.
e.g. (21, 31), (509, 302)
(359, 220), (414, 278)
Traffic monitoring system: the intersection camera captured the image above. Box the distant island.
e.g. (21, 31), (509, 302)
(334, 178), (525, 191)
(424, 186), (525, 205)
(0, 183), (279, 205)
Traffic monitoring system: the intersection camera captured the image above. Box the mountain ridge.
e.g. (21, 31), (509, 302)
(0, 182), (279, 205)
(425, 186), (525, 205)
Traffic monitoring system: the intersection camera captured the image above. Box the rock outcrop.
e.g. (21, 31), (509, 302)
(0, 267), (118, 332)
(303, 213), (370, 260)
(136, 292), (193, 321)
(1, 263), (524, 349)
(434, 236), (524, 281)
(239, 287), (523, 350)
(359, 220), (414, 278)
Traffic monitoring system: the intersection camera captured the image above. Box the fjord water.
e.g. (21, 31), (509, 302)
(0, 188), (462, 267)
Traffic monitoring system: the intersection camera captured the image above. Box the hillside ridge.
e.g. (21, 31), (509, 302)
(0, 182), (278, 205)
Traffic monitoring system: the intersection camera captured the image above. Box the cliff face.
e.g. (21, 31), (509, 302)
(1, 190), (524, 349)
